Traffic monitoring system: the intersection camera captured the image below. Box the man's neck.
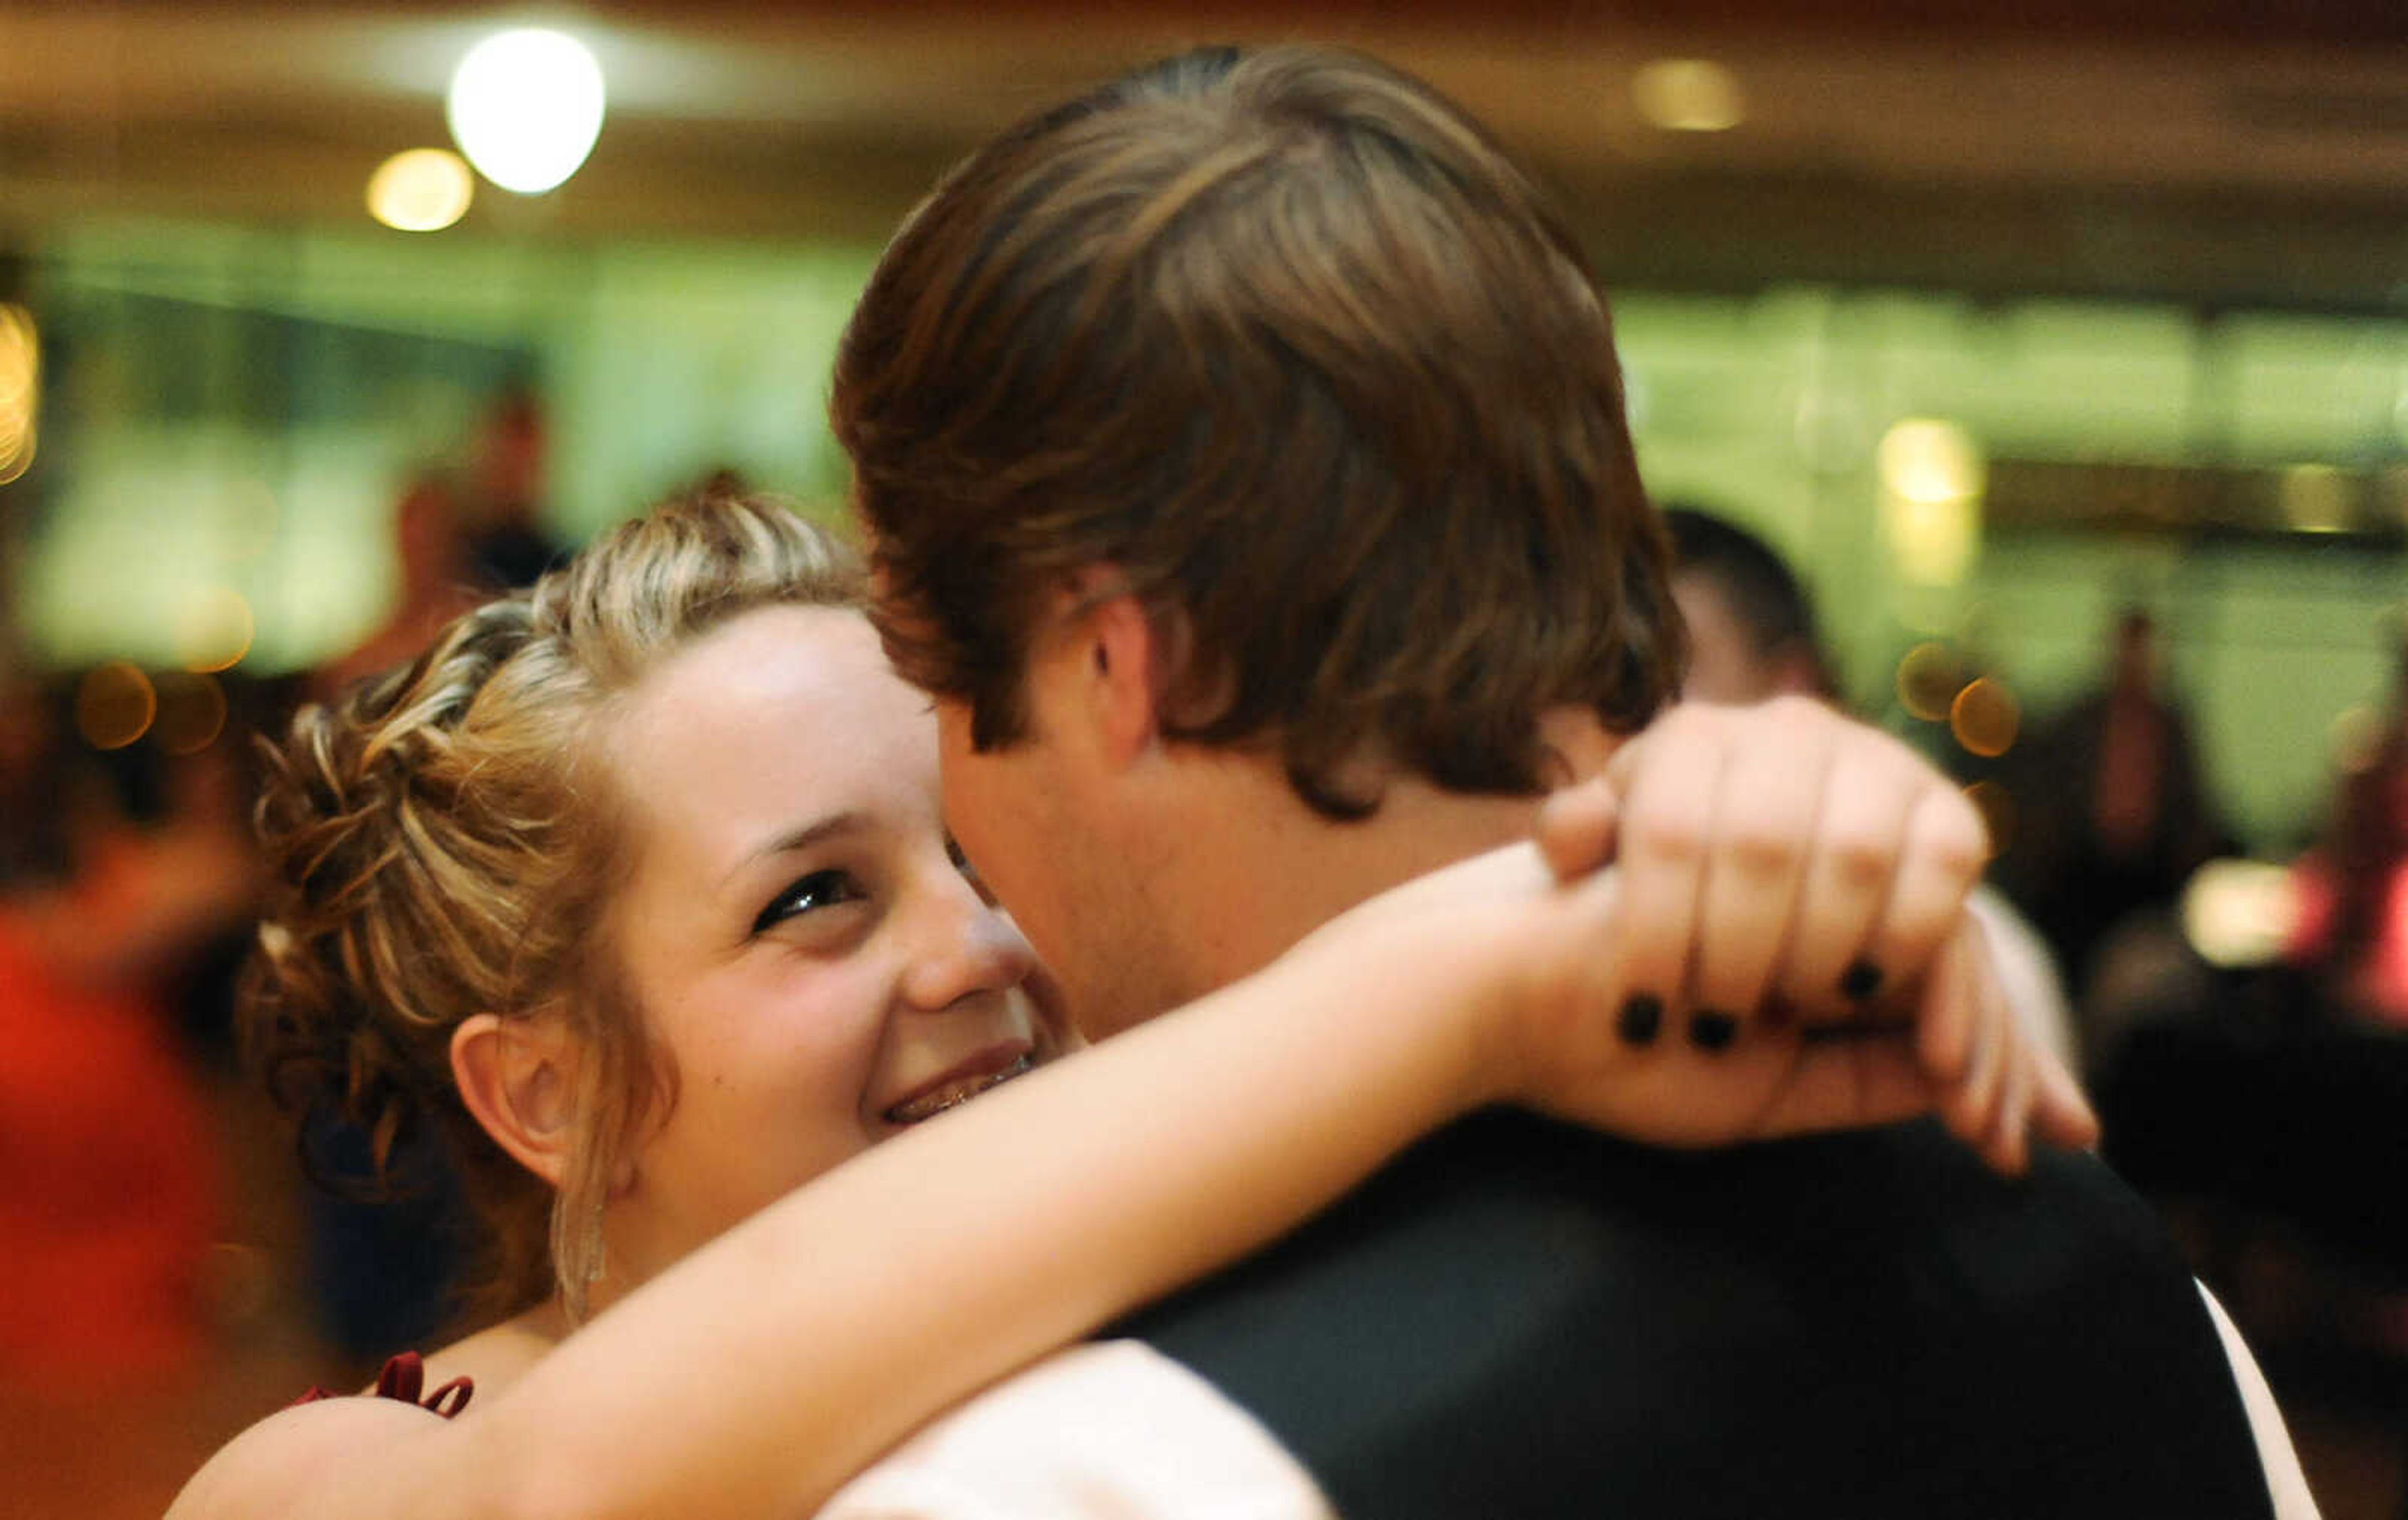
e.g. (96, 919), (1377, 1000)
(1107, 708), (1616, 1021)
(1162, 763), (1550, 998)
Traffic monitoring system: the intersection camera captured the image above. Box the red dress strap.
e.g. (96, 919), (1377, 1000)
(293, 1350), (474, 1418)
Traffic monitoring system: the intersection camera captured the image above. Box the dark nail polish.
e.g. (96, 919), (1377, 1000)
(1688, 1010), (1740, 1052)
(1840, 959), (1884, 1001)
(1617, 993), (1664, 1046)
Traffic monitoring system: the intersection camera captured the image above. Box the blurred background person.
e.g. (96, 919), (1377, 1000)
(2007, 607), (2228, 1004)
(1662, 504), (2081, 1076)
(312, 474), (482, 698)
(2286, 638), (2408, 1032)
(0, 671), (260, 1391)
(457, 384), (569, 591)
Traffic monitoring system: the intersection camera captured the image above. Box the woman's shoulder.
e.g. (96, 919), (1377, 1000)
(167, 1311), (564, 1520)
(164, 1380), (463, 1520)
(415, 1301), (565, 1394)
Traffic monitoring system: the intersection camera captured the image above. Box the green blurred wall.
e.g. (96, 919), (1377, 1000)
(11, 220), (2405, 852)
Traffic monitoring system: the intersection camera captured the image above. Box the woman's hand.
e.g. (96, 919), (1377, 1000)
(1343, 694), (2096, 1175)
(1336, 836), (2081, 1176)
(1573, 695), (1993, 1032)
(1513, 696), (2095, 1173)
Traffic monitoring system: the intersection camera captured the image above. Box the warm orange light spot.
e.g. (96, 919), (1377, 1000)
(0, 303), (37, 485)
(154, 671), (229, 754)
(367, 148), (475, 232)
(1950, 676), (2020, 758)
(1895, 641), (1962, 722)
(1632, 60), (1745, 133)
(77, 662), (157, 750)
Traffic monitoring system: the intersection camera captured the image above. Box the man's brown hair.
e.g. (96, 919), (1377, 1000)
(833, 44), (1680, 816)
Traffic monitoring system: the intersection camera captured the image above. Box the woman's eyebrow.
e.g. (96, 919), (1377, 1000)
(724, 810), (872, 885)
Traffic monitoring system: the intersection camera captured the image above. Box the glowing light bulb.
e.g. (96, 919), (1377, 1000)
(446, 28), (606, 195)
(0, 304), (39, 485)
(367, 148), (475, 231)
(1878, 418), (1984, 587)
(1632, 60), (1745, 133)
(1879, 418), (1983, 506)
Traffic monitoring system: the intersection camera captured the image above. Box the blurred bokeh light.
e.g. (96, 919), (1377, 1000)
(75, 661), (157, 750)
(366, 149), (475, 233)
(0, 302), (38, 484)
(446, 28), (606, 195)
(152, 671), (229, 754)
(1896, 641), (1964, 723)
(173, 586), (255, 674)
(1631, 60), (1745, 133)
(2180, 858), (2301, 968)
(1950, 675), (2020, 758)
(1879, 419), (1985, 588)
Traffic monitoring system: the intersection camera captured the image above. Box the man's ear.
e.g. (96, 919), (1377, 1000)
(1054, 567), (1176, 768)
(452, 1012), (580, 1189)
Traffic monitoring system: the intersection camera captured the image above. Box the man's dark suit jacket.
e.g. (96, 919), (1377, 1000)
(1118, 1111), (2276, 1519)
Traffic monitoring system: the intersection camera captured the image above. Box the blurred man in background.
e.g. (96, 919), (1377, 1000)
(2009, 606), (2226, 1000)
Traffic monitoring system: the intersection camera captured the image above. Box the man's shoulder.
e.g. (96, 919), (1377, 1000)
(1124, 1109), (2168, 1345)
(1109, 1112), (2268, 1520)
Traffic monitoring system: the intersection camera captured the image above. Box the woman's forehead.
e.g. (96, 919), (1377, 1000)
(606, 606), (940, 866)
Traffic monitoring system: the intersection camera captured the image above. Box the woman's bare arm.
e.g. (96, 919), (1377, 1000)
(169, 853), (2078, 1520)
(169, 706), (2090, 1520)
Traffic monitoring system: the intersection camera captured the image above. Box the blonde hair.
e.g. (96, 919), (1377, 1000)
(245, 491), (863, 1324)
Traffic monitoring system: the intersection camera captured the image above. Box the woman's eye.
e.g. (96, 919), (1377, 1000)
(752, 869), (866, 934)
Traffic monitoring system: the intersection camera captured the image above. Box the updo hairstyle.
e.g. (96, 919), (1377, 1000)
(243, 491), (863, 1323)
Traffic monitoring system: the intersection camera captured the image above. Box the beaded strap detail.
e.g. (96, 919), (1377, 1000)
(293, 1349), (473, 1418)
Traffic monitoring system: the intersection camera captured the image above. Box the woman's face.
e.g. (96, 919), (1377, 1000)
(598, 603), (1064, 1281)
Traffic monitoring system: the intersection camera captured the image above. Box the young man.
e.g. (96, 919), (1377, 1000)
(826, 46), (2310, 1519)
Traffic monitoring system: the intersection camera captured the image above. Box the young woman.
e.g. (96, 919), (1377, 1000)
(170, 492), (2085, 1520)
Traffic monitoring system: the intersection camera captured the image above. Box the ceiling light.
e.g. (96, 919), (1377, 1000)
(446, 28), (606, 195)
(1632, 60), (1745, 134)
(1879, 419), (1985, 587)
(366, 148), (475, 231)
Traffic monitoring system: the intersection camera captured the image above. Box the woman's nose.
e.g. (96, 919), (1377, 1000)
(897, 867), (1038, 1013)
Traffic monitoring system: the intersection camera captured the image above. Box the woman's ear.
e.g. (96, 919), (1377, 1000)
(452, 1012), (581, 1188)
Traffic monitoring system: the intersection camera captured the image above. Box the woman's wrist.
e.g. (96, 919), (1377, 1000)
(1291, 884), (1538, 1119)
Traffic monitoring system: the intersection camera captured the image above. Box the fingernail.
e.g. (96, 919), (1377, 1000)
(1840, 960), (1884, 1001)
(1688, 1010), (1739, 1051)
(1617, 993), (1664, 1046)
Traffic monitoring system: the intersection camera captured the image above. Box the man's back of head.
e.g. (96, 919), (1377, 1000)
(835, 45), (1681, 821)
(1661, 504), (1835, 705)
